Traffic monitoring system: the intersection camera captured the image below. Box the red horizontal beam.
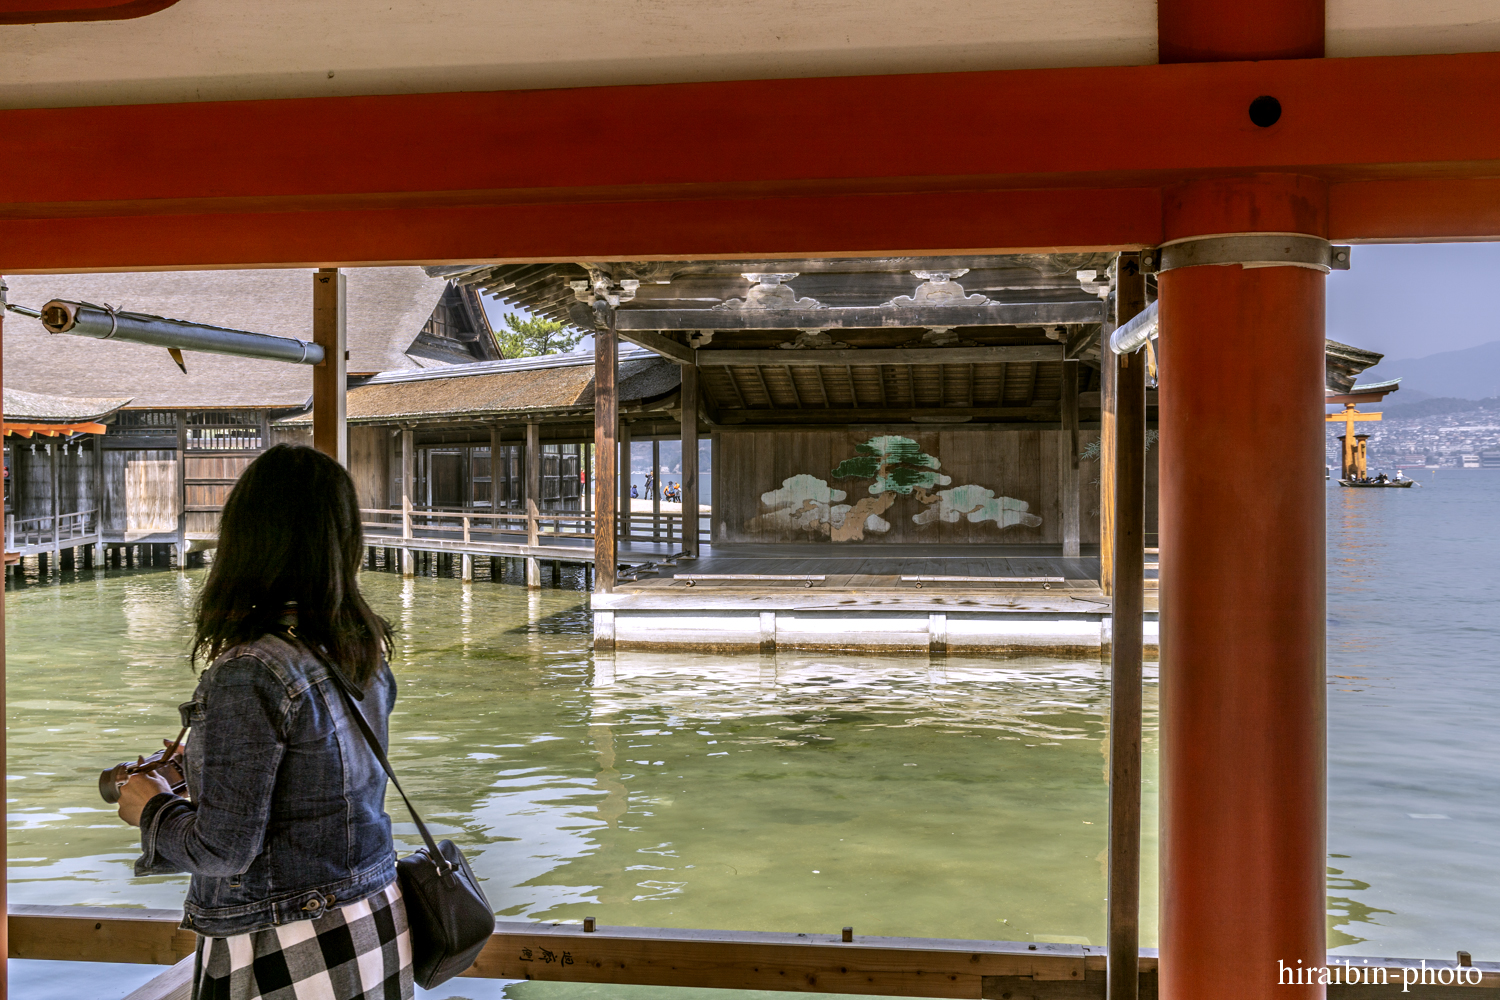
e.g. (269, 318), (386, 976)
(0, 187), (1165, 272)
(0, 0), (180, 24)
(3, 51), (1500, 268)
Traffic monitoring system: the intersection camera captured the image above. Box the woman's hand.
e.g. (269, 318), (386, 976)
(118, 769), (174, 828)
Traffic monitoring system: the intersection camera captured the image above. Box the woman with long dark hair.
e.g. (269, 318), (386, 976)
(117, 444), (412, 1000)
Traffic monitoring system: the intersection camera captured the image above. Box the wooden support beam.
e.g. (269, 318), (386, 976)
(1060, 358), (1080, 559)
(174, 412), (186, 566)
(0, 277), (7, 998)
(312, 268), (348, 466)
(489, 424), (503, 508)
(1108, 251), (1147, 1000)
(526, 420), (541, 588)
(400, 428), (414, 577)
(594, 325), (618, 596)
(1099, 349), (1116, 595)
(618, 419), (632, 544)
(697, 346), (1061, 367)
(651, 438), (661, 541)
(616, 329), (696, 365)
(680, 363), (700, 558)
(615, 302), (1103, 331)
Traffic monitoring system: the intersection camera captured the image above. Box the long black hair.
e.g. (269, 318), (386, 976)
(192, 444), (391, 685)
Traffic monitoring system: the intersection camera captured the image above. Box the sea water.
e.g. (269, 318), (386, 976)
(8, 472), (1499, 997)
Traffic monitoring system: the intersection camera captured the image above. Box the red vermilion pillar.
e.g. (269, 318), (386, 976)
(1156, 175), (1329, 1000)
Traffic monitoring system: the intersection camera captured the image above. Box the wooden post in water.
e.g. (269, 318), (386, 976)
(175, 412), (187, 569)
(1108, 251), (1147, 1000)
(400, 429), (414, 578)
(93, 434), (105, 569)
(525, 421), (541, 588)
(594, 323), (618, 596)
(312, 268), (347, 466)
(48, 440), (59, 578)
(680, 362), (699, 559)
(1061, 357), (1081, 559)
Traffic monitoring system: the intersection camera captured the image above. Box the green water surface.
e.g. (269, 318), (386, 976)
(6, 568), (1159, 948)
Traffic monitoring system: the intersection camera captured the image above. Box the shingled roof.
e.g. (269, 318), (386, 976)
(3, 386), (131, 423)
(277, 346), (680, 427)
(1, 268), (450, 409)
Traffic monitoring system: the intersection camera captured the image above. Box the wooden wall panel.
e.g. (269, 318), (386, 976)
(121, 451), (178, 537)
(184, 455), (254, 481)
(348, 425), (389, 510)
(720, 427), (1150, 548)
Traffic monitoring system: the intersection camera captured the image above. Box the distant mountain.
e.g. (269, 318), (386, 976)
(1358, 340), (1500, 401)
(1378, 396), (1500, 420)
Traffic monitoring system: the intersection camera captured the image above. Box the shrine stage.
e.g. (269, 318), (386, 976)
(594, 543), (1159, 656)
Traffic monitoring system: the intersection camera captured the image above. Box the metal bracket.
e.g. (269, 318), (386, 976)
(1141, 234), (1351, 274)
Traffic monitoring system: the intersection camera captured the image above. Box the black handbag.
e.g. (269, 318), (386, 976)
(332, 673), (496, 989)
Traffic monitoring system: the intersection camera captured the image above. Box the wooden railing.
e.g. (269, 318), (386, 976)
(360, 505), (709, 547)
(6, 508), (97, 551)
(12, 904), (1493, 1000)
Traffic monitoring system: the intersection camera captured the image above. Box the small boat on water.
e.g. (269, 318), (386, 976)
(1339, 478), (1415, 488)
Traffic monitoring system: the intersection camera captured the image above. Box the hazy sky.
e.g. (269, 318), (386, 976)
(1327, 243), (1500, 361)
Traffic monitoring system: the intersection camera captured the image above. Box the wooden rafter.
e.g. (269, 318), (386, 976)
(783, 365), (804, 408)
(752, 366), (774, 408)
(813, 366), (832, 408)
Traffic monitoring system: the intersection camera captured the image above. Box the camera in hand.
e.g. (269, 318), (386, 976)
(99, 728), (188, 804)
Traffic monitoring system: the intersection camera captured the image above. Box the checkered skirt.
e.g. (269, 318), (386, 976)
(195, 881), (413, 1000)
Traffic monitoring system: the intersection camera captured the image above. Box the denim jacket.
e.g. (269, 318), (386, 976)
(136, 633), (398, 937)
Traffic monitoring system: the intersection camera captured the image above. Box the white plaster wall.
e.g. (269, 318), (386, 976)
(0, 0), (1159, 109)
(4, 0), (1497, 111)
(1327, 1), (1500, 58)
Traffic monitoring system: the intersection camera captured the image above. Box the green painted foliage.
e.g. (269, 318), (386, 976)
(830, 435), (951, 496)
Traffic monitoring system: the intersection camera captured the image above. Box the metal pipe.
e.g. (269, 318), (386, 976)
(38, 299), (325, 365)
(1108, 299), (1158, 355)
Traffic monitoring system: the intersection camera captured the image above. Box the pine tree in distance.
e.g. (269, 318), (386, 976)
(498, 312), (584, 358)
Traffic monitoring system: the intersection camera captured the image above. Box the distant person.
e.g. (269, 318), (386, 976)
(630, 485), (639, 499)
(115, 445), (412, 999)
(1394, 469), (1406, 481)
(644, 474), (655, 500)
